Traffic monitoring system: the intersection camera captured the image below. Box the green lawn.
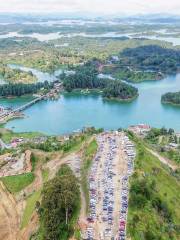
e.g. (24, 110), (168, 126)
(127, 133), (180, 240)
(30, 153), (39, 172)
(1, 130), (44, 143)
(21, 190), (41, 229)
(1, 173), (35, 193)
(63, 135), (89, 154)
(84, 139), (98, 157)
(42, 168), (49, 183)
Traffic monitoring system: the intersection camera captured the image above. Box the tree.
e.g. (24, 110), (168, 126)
(168, 128), (174, 135)
(160, 127), (168, 135)
(40, 165), (80, 240)
(0, 82), (54, 97)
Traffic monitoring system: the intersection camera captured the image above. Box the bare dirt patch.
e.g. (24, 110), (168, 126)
(0, 182), (21, 240)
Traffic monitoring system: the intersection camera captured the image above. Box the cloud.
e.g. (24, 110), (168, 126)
(1, 0), (180, 14)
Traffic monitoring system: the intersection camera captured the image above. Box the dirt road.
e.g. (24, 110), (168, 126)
(0, 182), (20, 240)
(146, 147), (178, 170)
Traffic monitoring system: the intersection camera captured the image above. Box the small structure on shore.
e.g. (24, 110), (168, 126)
(128, 124), (151, 136)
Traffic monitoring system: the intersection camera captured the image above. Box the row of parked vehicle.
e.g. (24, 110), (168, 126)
(118, 136), (136, 240)
(85, 133), (136, 240)
(101, 136), (118, 238)
(86, 135), (105, 239)
(86, 133), (121, 239)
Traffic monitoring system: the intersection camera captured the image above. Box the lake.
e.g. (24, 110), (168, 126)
(1, 31), (180, 46)
(1, 71), (180, 135)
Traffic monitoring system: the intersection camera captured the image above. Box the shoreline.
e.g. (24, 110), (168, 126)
(115, 75), (165, 84)
(161, 100), (180, 107)
(0, 94), (35, 99)
(103, 94), (139, 102)
(68, 89), (138, 102)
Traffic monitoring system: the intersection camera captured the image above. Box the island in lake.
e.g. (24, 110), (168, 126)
(161, 91), (180, 106)
(61, 63), (138, 101)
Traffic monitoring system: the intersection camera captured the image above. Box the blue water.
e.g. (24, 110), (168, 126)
(0, 73), (179, 135)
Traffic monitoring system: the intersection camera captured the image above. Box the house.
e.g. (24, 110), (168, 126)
(128, 124), (151, 136)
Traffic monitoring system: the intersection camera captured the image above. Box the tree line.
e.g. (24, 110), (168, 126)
(0, 81), (53, 97)
(120, 45), (180, 74)
(61, 63), (138, 100)
(161, 91), (180, 105)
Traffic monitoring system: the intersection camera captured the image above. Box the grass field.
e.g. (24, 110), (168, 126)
(127, 133), (180, 240)
(21, 190), (41, 229)
(63, 135), (89, 154)
(81, 139), (98, 213)
(1, 130), (44, 143)
(42, 168), (49, 183)
(1, 173), (35, 193)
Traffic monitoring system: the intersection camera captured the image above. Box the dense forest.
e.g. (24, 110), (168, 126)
(0, 81), (53, 97)
(62, 64), (100, 91)
(120, 45), (180, 75)
(62, 64), (138, 100)
(161, 91), (180, 105)
(102, 45), (180, 82)
(103, 80), (138, 100)
(38, 165), (80, 240)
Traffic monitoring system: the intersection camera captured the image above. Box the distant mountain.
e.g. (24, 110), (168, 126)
(1, 12), (180, 24)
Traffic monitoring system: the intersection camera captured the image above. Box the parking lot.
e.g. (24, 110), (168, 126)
(85, 131), (136, 240)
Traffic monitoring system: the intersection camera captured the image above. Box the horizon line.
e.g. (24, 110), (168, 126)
(0, 12), (180, 17)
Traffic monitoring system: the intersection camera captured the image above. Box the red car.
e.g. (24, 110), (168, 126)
(119, 225), (125, 231)
(119, 221), (126, 227)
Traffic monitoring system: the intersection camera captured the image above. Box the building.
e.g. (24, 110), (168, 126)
(128, 124), (151, 136)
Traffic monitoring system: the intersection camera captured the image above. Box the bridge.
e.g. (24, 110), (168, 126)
(0, 82), (63, 122)
(0, 95), (45, 121)
(12, 95), (45, 113)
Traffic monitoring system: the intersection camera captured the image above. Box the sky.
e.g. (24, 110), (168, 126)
(0, 0), (180, 15)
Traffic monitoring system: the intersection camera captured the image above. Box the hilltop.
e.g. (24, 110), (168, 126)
(0, 127), (179, 239)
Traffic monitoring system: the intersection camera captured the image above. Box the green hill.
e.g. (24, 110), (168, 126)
(127, 133), (180, 240)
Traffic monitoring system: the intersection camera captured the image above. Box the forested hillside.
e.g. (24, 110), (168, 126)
(120, 45), (180, 74)
(127, 133), (180, 240)
(62, 64), (138, 100)
(161, 92), (180, 106)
